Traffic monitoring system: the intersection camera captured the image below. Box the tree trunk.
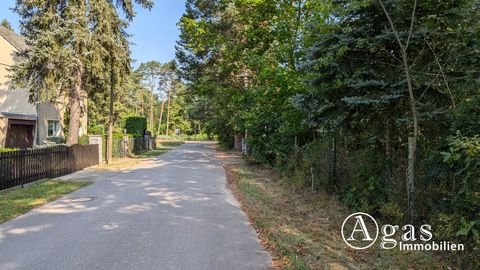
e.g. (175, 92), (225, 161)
(379, 0), (418, 224)
(289, 0), (303, 71)
(66, 62), (84, 146)
(149, 88), (154, 132)
(384, 117), (393, 187)
(385, 118), (393, 159)
(107, 57), (115, 164)
(407, 137), (415, 224)
(165, 87), (172, 136)
(157, 99), (165, 135)
(402, 43), (418, 225)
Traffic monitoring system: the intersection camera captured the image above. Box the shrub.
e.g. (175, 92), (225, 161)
(44, 136), (66, 145)
(113, 132), (127, 139)
(440, 135), (480, 267)
(124, 116), (147, 137)
(0, 148), (18, 153)
(79, 135), (89, 145)
(88, 125), (104, 135)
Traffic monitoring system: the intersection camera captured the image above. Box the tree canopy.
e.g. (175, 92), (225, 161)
(11, 0), (153, 145)
(177, 0), (480, 266)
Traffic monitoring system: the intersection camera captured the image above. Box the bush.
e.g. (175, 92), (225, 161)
(440, 135), (480, 267)
(44, 136), (66, 145)
(124, 116), (147, 137)
(113, 132), (128, 139)
(79, 135), (89, 145)
(289, 140), (331, 190)
(0, 148), (18, 153)
(180, 133), (211, 141)
(88, 125), (104, 135)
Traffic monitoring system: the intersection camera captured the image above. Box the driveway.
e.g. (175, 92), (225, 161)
(0, 142), (271, 270)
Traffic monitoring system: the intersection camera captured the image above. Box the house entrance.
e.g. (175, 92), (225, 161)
(5, 119), (36, 149)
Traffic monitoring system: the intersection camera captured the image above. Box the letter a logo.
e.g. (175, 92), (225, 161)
(347, 215), (373, 241)
(341, 212), (379, 250)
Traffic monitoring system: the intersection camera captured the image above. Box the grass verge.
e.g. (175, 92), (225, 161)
(0, 180), (90, 224)
(218, 150), (444, 270)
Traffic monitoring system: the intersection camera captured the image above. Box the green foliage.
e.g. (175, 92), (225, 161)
(44, 137), (66, 145)
(124, 116), (147, 137)
(1, 19), (14, 31)
(136, 61), (165, 133)
(78, 135), (89, 145)
(88, 125), (105, 135)
(342, 175), (385, 214)
(177, 0), (480, 266)
(112, 132), (127, 139)
(0, 148), (19, 153)
(0, 180), (90, 224)
(442, 135), (480, 220)
(440, 135), (480, 264)
(11, 0), (153, 144)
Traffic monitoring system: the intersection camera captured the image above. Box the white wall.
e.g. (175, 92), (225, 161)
(0, 35), (35, 116)
(37, 102), (64, 143)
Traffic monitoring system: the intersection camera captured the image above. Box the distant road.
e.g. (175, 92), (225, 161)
(0, 142), (271, 270)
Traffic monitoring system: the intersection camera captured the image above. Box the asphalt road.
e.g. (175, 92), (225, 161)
(0, 142), (271, 270)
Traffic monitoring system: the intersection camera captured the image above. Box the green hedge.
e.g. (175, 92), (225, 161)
(89, 125), (105, 135)
(124, 116), (147, 137)
(0, 148), (18, 153)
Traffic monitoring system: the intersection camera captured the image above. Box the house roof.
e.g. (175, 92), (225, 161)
(0, 26), (27, 52)
(0, 112), (36, 121)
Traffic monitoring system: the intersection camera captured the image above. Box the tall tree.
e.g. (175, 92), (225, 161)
(157, 61), (177, 135)
(378, 0), (418, 225)
(137, 61), (162, 133)
(12, 0), (153, 146)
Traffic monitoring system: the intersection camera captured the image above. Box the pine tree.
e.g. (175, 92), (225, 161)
(137, 61), (162, 133)
(12, 0), (153, 146)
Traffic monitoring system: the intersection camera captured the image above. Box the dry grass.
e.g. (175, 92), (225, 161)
(98, 158), (141, 171)
(218, 149), (445, 270)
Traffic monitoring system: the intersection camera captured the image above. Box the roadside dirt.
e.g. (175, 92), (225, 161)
(215, 148), (441, 270)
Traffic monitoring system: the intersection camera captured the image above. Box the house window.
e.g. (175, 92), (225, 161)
(47, 120), (60, 137)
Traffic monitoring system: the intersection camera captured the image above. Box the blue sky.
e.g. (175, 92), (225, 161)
(0, 0), (186, 68)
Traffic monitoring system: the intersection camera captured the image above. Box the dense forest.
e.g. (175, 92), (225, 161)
(176, 0), (480, 266)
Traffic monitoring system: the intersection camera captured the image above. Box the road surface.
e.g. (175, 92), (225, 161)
(0, 142), (271, 270)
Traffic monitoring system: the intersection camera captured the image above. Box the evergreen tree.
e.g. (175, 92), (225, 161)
(12, 0), (153, 145)
(137, 61), (162, 133)
(178, 1), (480, 265)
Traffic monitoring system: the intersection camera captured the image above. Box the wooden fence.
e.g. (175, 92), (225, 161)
(0, 144), (99, 191)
